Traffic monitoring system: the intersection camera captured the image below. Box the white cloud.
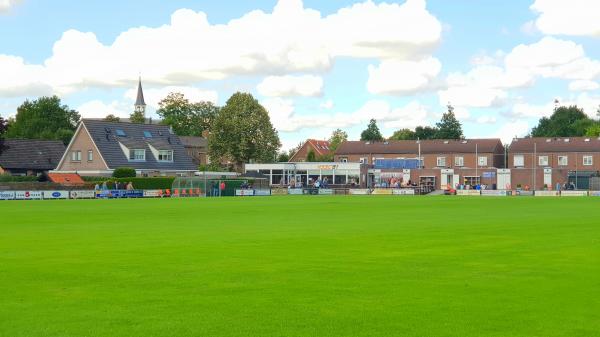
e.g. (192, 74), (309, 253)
(569, 80), (600, 92)
(507, 93), (600, 119)
(367, 57), (441, 95)
(531, 0), (600, 37)
(124, 86), (218, 110)
(77, 100), (130, 119)
(439, 86), (508, 109)
(261, 97), (296, 132)
(0, 0), (442, 97)
(257, 75), (323, 97)
(475, 116), (497, 124)
(491, 121), (530, 144)
(320, 99), (334, 109)
(0, 0), (21, 13)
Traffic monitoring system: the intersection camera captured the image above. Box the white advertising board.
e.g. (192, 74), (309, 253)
(392, 189), (415, 195)
(42, 191), (69, 199)
(15, 191), (43, 200)
(235, 189), (255, 196)
(0, 191), (16, 200)
(288, 189), (303, 195)
(70, 190), (96, 199)
(349, 189), (370, 195)
(456, 190), (481, 196)
(143, 190), (163, 197)
(561, 191), (588, 197)
(481, 190), (508, 196)
(254, 189), (271, 196)
(535, 191), (559, 197)
(318, 189), (333, 195)
(590, 191), (600, 197)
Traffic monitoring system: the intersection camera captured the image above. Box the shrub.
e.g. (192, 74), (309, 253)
(113, 167), (136, 178)
(0, 174), (40, 182)
(89, 177), (175, 190)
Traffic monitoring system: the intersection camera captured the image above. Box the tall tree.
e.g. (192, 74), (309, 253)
(306, 149), (317, 162)
(0, 116), (7, 155)
(435, 104), (463, 139)
(414, 126), (438, 140)
(360, 119), (384, 142)
(208, 92), (280, 171)
(104, 114), (121, 122)
(328, 129), (348, 151)
(7, 96), (80, 144)
(129, 110), (146, 124)
(531, 105), (592, 137)
(389, 128), (417, 140)
(157, 92), (220, 136)
(277, 151), (290, 162)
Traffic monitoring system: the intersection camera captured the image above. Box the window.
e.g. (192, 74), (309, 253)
(454, 156), (464, 167)
(478, 156), (488, 167)
(340, 157), (348, 163)
(538, 156), (549, 167)
(359, 157), (367, 164)
(71, 150), (81, 161)
(130, 149), (146, 161)
(87, 150), (93, 161)
(514, 155), (524, 167)
(437, 157), (446, 167)
(583, 155), (593, 166)
(558, 156), (568, 166)
(158, 150), (173, 162)
(143, 131), (152, 138)
(115, 129), (126, 137)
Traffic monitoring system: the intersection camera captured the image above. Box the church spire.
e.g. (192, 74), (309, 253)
(134, 76), (146, 114)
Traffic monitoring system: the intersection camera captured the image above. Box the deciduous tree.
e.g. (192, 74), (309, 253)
(328, 129), (348, 151)
(531, 105), (592, 137)
(104, 114), (121, 122)
(0, 116), (7, 155)
(389, 128), (417, 140)
(157, 92), (220, 136)
(360, 119), (384, 142)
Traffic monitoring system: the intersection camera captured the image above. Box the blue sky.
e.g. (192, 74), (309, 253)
(1, 0), (600, 149)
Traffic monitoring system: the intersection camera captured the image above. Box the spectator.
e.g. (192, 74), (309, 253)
(102, 181), (108, 190)
(94, 183), (100, 191)
(126, 182), (134, 190)
(220, 181), (226, 196)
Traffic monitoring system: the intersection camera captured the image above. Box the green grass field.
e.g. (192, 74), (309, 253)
(1, 196), (599, 337)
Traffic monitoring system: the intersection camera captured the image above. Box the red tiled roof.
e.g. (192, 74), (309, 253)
(48, 173), (85, 186)
(306, 139), (332, 156)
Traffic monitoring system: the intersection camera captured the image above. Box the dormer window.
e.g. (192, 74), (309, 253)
(116, 129), (126, 137)
(143, 131), (153, 138)
(158, 150), (173, 162)
(130, 149), (146, 161)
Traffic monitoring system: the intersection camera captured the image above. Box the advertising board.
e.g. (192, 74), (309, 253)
(481, 190), (509, 196)
(15, 191), (43, 200)
(0, 191), (16, 200)
(534, 191), (559, 197)
(318, 189), (333, 195)
(372, 189), (393, 195)
(456, 190), (481, 196)
(349, 189), (370, 195)
(392, 189), (415, 195)
(288, 189), (303, 195)
(560, 191), (588, 197)
(271, 188), (288, 195)
(42, 191), (69, 199)
(70, 190), (96, 199)
(254, 189), (271, 196)
(143, 190), (163, 197)
(235, 189), (255, 196)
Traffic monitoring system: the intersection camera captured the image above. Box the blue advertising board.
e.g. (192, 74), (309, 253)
(96, 190), (144, 198)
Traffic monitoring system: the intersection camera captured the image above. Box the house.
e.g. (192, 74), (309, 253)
(179, 136), (208, 166)
(53, 119), (197, 176)
(289, 139), (332, 162)
(334, 139), (505, 189)
(0, 139), (66, 176)
(508, 137), (600, 190)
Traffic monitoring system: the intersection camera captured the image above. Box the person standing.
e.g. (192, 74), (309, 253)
(219, 181), (226, 196)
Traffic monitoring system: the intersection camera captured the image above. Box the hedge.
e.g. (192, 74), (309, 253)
(88, 177), (175, 190)
(0, 174), (40, 182)
(113, 167), (136, 178)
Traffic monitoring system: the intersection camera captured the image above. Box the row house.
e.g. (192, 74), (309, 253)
(289, 139), (333, 162)
(508, 137), (600, 190)
(334, 139), (505, 189)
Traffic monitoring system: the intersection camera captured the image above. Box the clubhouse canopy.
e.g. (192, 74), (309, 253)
(244, 162), (364, 187)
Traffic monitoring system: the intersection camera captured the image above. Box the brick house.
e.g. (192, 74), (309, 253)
(289, 139), (332, 162)
(0, 139), (65, 176)
(179, 136), (208, 166)
(53, 119), (197, 176)
(508, 137), (600, 190)
(334, 139), (505, 189)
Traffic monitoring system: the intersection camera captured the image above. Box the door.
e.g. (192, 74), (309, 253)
(497, 169), (511, 190)
(544, 169), (552, 189)
(452, 174), (460, 189)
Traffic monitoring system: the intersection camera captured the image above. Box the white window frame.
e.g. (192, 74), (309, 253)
(158, 150), (173, 162)
(538, 155), (549, 167)
(558, 156), (568, 166)
(454, 156), (464, 167)
(478, 156), (488, 167)
(71, 150), (81, 161)
(514, 155), (524, 167)
(359, 157), (367, 164)
(130, 149), (146, 161)
(583, 155), (593, 166)
(87, 150), (93, 161)
(436, 156), (446, 167)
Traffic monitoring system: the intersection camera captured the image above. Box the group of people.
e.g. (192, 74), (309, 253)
(209, 181), (226, 197)
(557, 182), (577, 191)
(94, 181), (135, 191)
(373, 177), (415, 189)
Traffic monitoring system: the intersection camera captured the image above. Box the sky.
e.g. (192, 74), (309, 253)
(1, 0), (600, 150)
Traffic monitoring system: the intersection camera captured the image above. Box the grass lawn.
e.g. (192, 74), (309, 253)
(0, 196), (599, 337)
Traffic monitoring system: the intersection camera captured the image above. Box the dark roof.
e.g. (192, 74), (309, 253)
(335, 139), (503, 155)
(81, 119), (196, 171)
(0, 139), (65, 170)
(135, 77), (146, 106)
(179, 136), (208, 148)
(509, 137), (600, 153)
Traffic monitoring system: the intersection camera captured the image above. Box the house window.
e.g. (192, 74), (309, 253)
(71, 150), (81, 161)
(87, 150), (93, 161)
(436, 157), (446, 167)
(514, 155), (524, 167)
(143, 131), (152, 138)
(583, 155), (593, 166)
(130, 149), (146, 161)
(558, 156), (568, 166)
(538, 156), (548, 167)
(158, 150), (173, 162)
(478, 156), (488, 167)
(454, 156), (464, 167)
(115, 129), (126, 137)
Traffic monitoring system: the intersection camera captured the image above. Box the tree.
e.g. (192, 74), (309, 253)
(129, 110), (146, 124)
(389, 128), (417, 140)
(277, 152), (290, 162)
(585, 123), (600, 137)
(104, 114), (121, 122)
(157, 92), (220, 136)
(435, 104), (463, 139)
(414, 126), (438, 140)
(531, 105), (592, 137)
(360, 119), (384, 142)
(208, 92), (281, 171)
(0, 116), (7, 155)
(328, 129), (348, 151)
(7, 96), (80, 144)
(306, 149), (317, 162)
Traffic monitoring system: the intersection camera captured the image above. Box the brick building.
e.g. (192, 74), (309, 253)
(289, 139), (332, 162)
